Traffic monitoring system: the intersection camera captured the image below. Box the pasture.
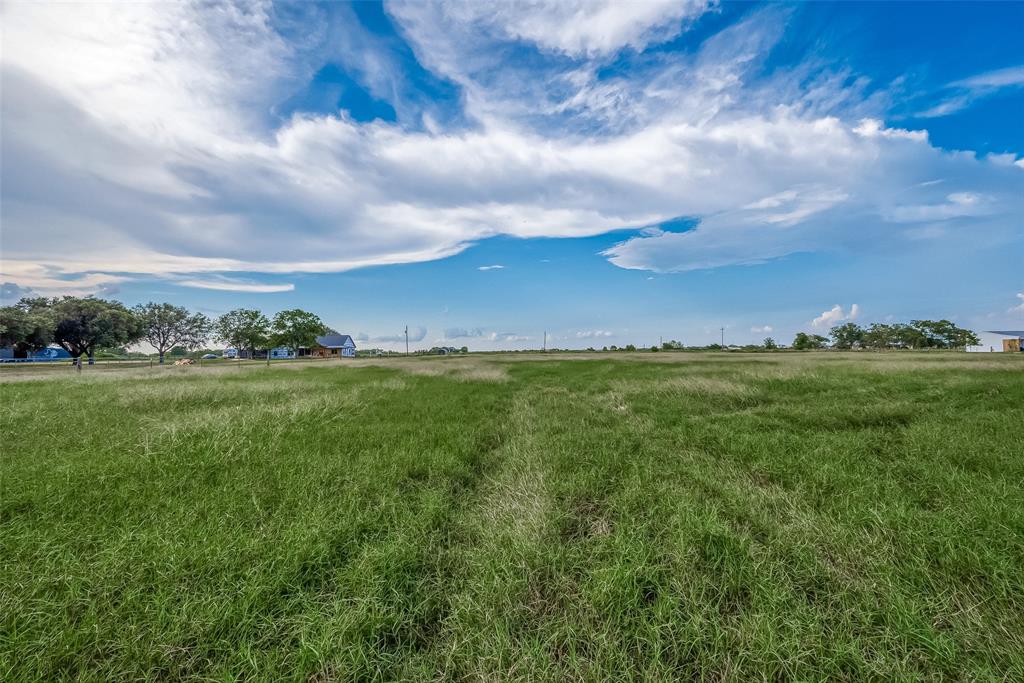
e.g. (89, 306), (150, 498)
(2, 352), (1023, 680)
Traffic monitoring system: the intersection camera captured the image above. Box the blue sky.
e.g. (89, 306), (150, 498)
(2, 1), (1022, 349)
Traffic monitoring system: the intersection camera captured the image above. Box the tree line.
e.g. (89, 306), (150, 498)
(0, 297), (330, 364)
(791, 319), (979, 350)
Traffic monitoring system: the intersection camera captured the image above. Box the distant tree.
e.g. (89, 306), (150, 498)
(792, 332), (828, 350)
(662, 339), (683, 350)
(624, 344), (637, 352)
(215, 309), (269, 358)
(829, 322), (864, 350)
(168, 346), (188, 357)
(271, 309), (327, 356)
(911, 319), (979, 349)
(460, 346), (468, 354)
(650, 345), (658, 352)
(50, 297), (143, 364)
(762, 337), (778, 350)
(134, 302), (211, 364)
(0, 298), (53, 357)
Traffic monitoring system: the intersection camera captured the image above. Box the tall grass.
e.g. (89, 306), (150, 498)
(2, 353), (1022, 679)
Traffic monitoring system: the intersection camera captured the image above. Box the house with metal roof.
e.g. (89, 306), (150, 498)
(966, 331), (1024, 353)
(304, 334), (357, 358)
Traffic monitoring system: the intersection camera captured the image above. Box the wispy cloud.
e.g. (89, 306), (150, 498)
(917, 65), (1024, 118)
(176, 277), (295, 293)
(477, 265), (505, 271)
(356, 326), (428, 343)
(751, 325), (773, 333)
(575, 330), (613, 338)
(443, 327), (528, 341)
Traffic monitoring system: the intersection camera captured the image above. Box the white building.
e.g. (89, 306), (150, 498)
(966, 331), (1024, 353)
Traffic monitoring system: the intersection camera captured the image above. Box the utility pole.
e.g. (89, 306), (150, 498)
(721, 327), (725, 348)
(660, 335), (663, 349)
(405, 325), (409, 356)
(543, 330), (546, 352)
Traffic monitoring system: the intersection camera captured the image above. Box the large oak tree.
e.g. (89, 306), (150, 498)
(134, 302), (211, 364)
(50, 297), (143, 364)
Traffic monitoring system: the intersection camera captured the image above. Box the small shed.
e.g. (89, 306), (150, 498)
(966, 331), (1024, 353)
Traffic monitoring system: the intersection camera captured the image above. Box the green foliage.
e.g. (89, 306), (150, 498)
(134, 302), (211, 363)
(829, 322), (864, 349)
(859, 321), (978, 350)
(49, 297), (143, 362)
(911, 319), (980, 349)
(762, 337), (778, 350)
(0, 298), (54, 354)
(792, 332), (828, 350)
(215, 309), (270, 355)
(271, 309), (328, 354)
(2, 354), (1023, 679)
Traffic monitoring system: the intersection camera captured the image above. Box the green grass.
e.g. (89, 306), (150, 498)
(2, 352), (1023, 680)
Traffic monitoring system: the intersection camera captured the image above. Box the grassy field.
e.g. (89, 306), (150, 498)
(2, 352), (1023, 680)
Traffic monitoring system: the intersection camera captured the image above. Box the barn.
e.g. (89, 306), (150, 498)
(966, 331), (1024, 353)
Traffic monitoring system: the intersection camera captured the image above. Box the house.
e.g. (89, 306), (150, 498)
(303, 334), (357, 358)
(269, 347), (295, 359)
(966, 331), (1024, 353)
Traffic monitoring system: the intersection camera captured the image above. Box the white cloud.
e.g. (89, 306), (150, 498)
(750, 325), (773, 333)
(918, 65), (1024, 118)
(477, 264), (505, 271)
(811, 304), (860, 329)
(1, 2), (1022, 298)
(390, 0), (710, 60)
(176, 277), (294, 293)
(951, 65), (1024, 89)
(575, 330), (614, 338)
(1010, 292), (1024, 315)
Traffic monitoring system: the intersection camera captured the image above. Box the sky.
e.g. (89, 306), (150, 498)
(2, 0), (1022, 350)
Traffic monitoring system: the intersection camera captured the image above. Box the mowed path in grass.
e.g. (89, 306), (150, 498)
(2, 353), (1023, 680)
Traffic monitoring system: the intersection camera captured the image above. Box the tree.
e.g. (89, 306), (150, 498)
(134, 302), (211, 364)
(792, 332), (828, 350)
(271, 309), (327, 356)
(215, 309), (269, 358)
(50, 297), (143, 364)
(762, 337), (778, 350)
(911, 319), (979, 349)
(829, 322), (864, 350)
(0, 298), (53, 357)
